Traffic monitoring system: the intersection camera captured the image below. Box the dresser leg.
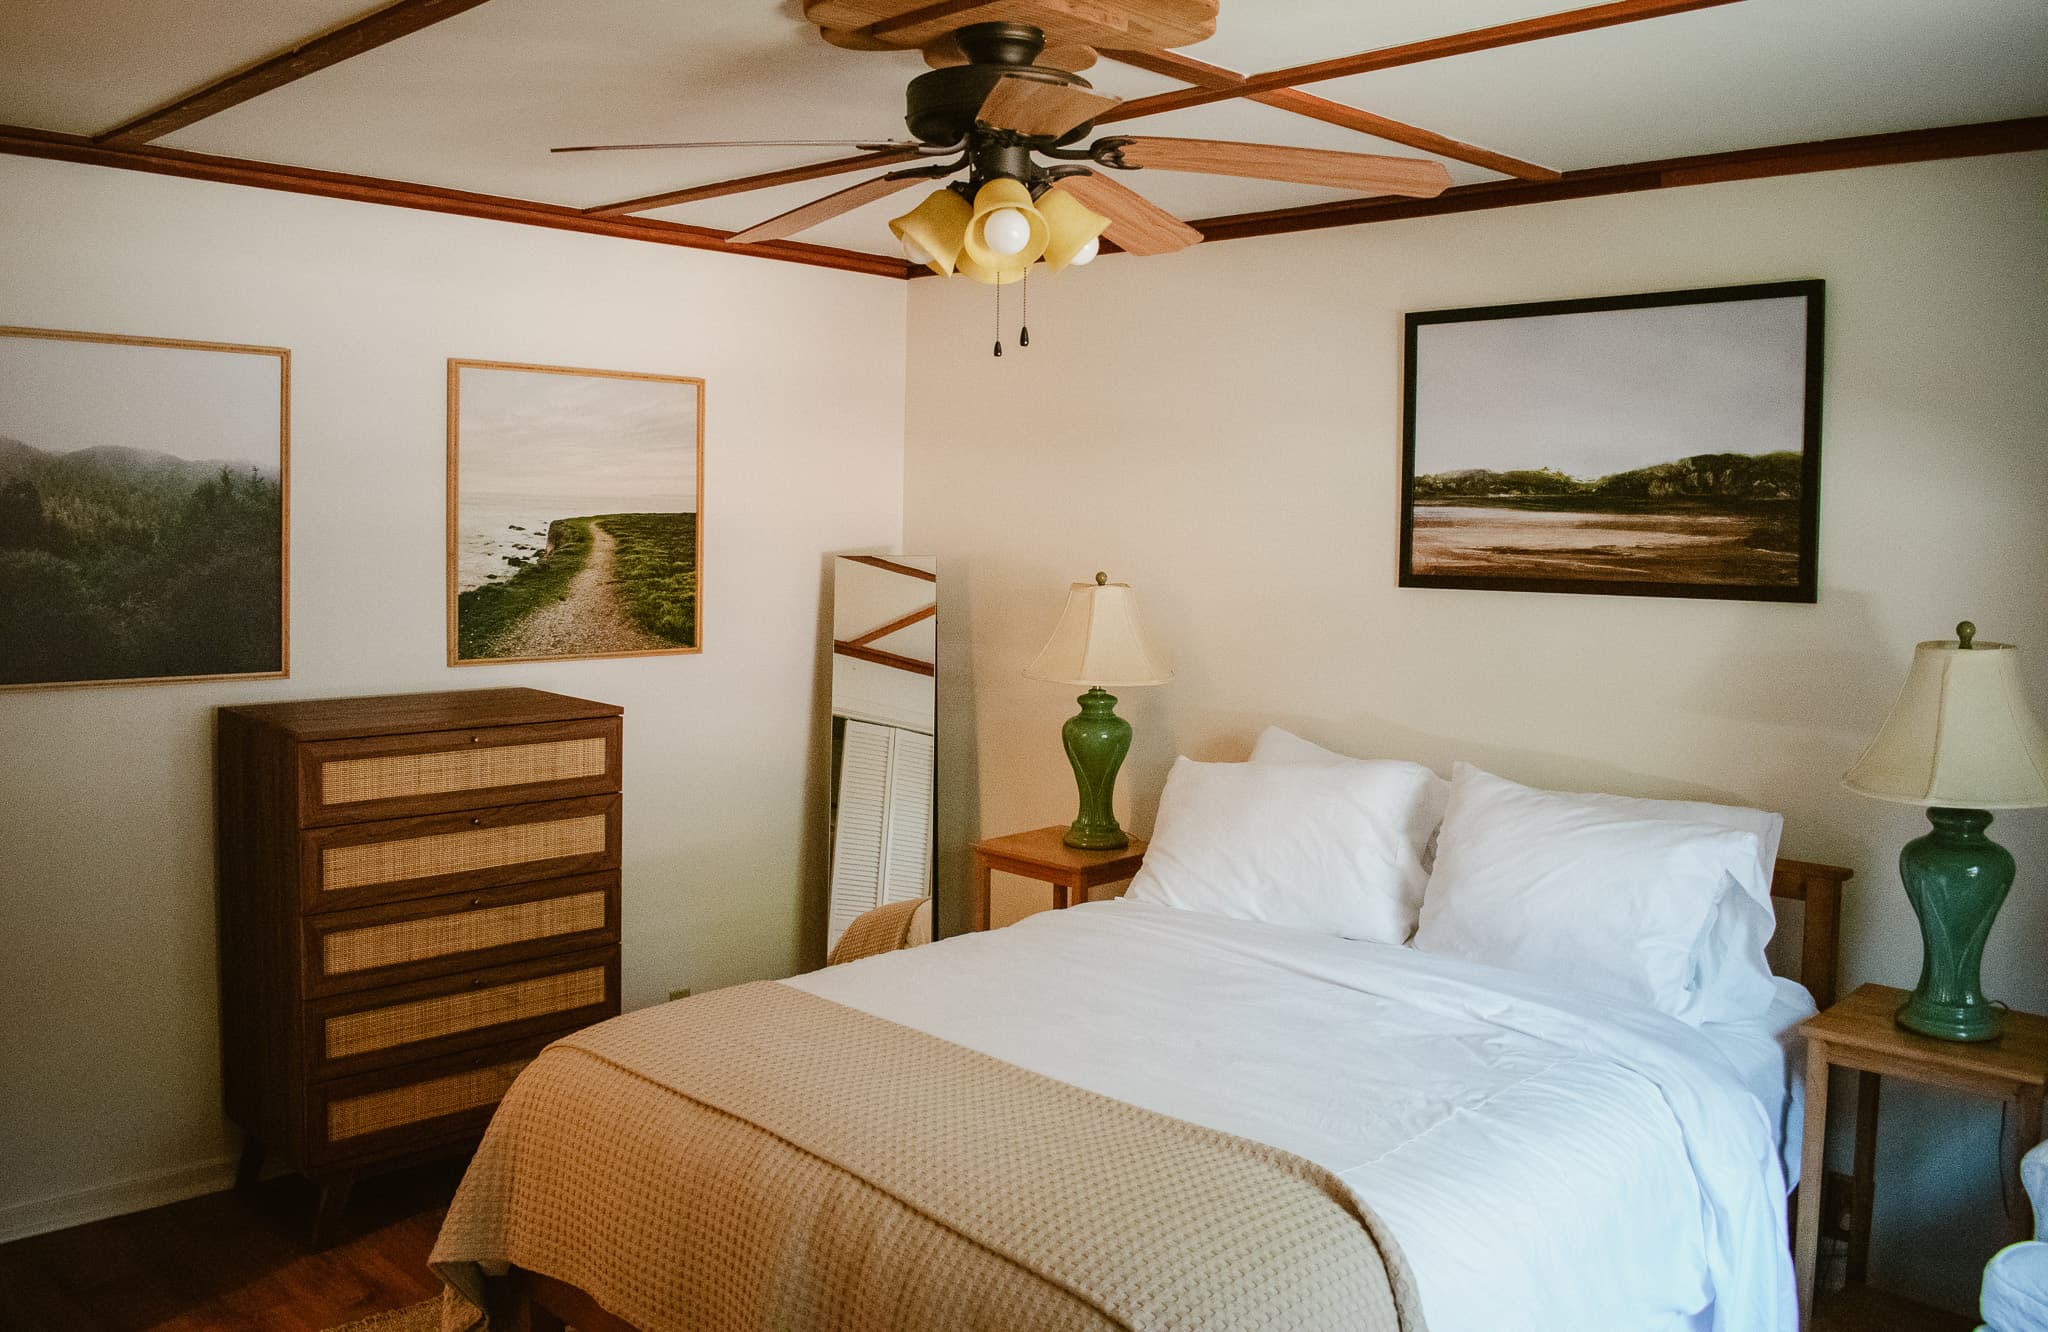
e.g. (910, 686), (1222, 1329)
(234, 1135), (265, 1191)
(310, 1170), (356, 1250)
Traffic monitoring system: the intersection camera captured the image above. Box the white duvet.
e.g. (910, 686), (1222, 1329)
(787, 899), (1803, 1332)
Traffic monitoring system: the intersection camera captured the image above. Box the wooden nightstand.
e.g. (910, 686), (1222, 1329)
(1794, 983), (2048, 1326)
(969, 827), (1148, 931)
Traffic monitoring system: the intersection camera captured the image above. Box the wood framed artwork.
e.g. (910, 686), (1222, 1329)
(0, 326), (289, 691)
(448, 360), (704, 665)
(1400, 279), (1824, 602)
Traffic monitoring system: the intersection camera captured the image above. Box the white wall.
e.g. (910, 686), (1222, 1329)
(0, 156), (906, 1237)
(905, 152), (2048, 1313)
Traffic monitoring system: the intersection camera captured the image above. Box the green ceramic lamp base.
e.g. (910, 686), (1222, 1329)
(1895, 806), (2015, 1043)
(1060, 687), (1131, 850)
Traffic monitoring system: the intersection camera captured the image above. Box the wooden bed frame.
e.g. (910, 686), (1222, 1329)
(497, 857), (1852, 1332)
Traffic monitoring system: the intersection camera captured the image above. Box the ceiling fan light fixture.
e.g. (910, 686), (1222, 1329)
(953, 249), (1027, 286)
(1036, 186), (1109, 273)
(888, 186), (972, 276)
(962, 178), (1049, 271)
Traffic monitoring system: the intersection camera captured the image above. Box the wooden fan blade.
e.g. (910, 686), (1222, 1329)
(1106, 137), (1452, 197)
(1049, 174), (1200, 257)
(729, 172), (937, 244)
(976, 74), (1120, 139)
(553, 139), (915, 154)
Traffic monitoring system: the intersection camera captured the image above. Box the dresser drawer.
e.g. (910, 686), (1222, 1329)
(305, 872), (619, 997)
(307, 1028), (567, 1166)
(307, 947), (618, 1079)
(299, 794), (619, 913)
(296, 718), (620, 826)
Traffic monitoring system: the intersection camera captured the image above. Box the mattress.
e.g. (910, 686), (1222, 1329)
(788, 899), (1802, 1332)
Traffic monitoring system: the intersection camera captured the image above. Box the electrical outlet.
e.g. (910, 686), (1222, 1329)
(668, 987), (692, 1002)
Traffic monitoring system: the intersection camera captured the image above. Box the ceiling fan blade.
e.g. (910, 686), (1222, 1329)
(729, 170), (944, 244)
(1102, 136), (1452, 197)
(976, 74), (1120, 139)
(553, 139), (918, 154)
(1049, 174), (1200, 257)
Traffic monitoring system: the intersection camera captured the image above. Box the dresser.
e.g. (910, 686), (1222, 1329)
(215, 688), (624, 1243)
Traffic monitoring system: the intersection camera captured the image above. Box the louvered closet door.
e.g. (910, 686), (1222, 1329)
(828, 721), (935, 950)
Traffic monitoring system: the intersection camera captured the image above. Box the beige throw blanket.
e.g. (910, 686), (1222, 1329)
(433, 982), (1425, 1332)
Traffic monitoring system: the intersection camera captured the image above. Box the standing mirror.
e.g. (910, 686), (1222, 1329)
(826, 555), (937, 954)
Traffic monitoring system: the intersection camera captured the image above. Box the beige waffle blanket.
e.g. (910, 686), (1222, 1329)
(432, 982), (1425, 1332)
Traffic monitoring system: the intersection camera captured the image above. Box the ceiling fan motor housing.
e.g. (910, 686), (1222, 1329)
(905, 23), (1099, 147)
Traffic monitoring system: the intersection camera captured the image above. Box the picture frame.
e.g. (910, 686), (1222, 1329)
(447, 359), (705, 665)
(0, 325), (290, 691)
(1399, 280), (1825, 603)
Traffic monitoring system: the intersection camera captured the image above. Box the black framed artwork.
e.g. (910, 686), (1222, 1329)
(1399, 279), (1825, 602)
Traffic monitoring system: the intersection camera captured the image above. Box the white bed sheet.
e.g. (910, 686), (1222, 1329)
(787, 900), (1801, 1332)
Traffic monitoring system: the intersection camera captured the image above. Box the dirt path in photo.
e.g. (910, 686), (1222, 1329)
(494, 523), (667, 657)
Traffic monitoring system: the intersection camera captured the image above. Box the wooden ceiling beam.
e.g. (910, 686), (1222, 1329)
(1098, 0), (1744, 125)
(586, 147), (927, 217)
(0, 124), (914, 278)
(96, 0), (494, 147)
(1106, 48), (1560, 181)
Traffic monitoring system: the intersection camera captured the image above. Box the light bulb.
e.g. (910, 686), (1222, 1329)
(1068, 236), (1099, 267)
(981, 208), (1031, 257)
(902, 235), (933, 266)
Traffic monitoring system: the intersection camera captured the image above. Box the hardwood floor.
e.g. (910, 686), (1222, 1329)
(1814, 1284), (1979, 1332)
(0, 1161), (461, 1332)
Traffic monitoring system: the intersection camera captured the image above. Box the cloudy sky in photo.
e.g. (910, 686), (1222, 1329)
(1, 334), (280, 467)
(459, 365), (698, 504)
(1411, 295), (1810, 479)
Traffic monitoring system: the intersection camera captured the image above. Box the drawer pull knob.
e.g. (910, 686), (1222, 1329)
(470, 977), (485, 988)
(470, 817), (482, 826)
(470, 897), (483, 908)
(470, 736), (480, 744)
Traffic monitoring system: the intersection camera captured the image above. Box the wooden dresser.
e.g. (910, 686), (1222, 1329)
(215, 688), (624, 1242)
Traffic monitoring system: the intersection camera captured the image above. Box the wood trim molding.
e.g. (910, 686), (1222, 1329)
(1098, 0), (1743, 125)
(1186, 117), (2048, 245)
(833, 642), (935, 676)
(843, 555), (938, 581)
(0, 124), (915, 278)
(587, 147), (928, 217)
(97, 0), (494, 146)
(846, 604), (936, 648)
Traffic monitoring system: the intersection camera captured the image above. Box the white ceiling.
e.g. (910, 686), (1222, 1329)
(3, 0), (2044, 258)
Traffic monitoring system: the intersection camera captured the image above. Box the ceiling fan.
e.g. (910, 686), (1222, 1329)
(555, 21), (1452, 280)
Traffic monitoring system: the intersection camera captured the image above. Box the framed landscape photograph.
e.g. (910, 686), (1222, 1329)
(448, 359), (704, 665)
(1400, 280), (1824, 602)
(0, 326), (289, 690)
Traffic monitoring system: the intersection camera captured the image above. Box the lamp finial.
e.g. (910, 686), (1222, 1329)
(1957, 621), (1977, 649)
(1094, 571), (1108, 586)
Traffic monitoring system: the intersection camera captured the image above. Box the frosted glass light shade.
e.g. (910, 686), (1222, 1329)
(962, 179), (1048, 272)
(1844, 633), (2048, 809)
(888, 188), (970, 277)
(1025, 576), (1173, 688)
(1037, 187), (1110, 273)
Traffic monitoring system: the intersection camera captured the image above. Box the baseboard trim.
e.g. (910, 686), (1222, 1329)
(0, 1156), (237, 1245)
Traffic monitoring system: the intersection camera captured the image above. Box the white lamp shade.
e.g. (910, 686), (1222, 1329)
(1024, 577), (1173, 688)
(1844, 634), (2048, 809)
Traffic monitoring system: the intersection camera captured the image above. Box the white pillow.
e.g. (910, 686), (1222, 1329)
(1249, 727), (1450, 870)
(1127, 754), (1442, 943)
(1412, 763), (1765, 1021)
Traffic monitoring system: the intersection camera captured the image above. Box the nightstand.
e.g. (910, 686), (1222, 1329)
(969, 827), (1148, 931)
(1794, 983), (2048, 1326)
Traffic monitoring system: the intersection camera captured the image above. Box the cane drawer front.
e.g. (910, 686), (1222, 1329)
(297, 718), (621, 827)
(306, 872), (619, 997)
(309, 947), (618, 1078)
(301, 794), (620, 913)
(308, 1028), (566, 1165)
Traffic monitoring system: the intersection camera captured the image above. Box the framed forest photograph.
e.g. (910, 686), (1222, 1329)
(1400, 280), (1824, 602)
(448, 359), (704, 665)
(0, 327), (289, 690)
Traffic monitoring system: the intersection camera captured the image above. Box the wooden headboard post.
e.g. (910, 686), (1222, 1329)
(1770, 858), (1852, 1010)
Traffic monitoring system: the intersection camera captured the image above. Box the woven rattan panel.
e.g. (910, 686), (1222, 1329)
(325, 967), (605, 1060)
(322, 816), (607, 893)
(319, 737), (608, 806)
(327, 1058), (531, 1141)
(323, 891), (608, 975)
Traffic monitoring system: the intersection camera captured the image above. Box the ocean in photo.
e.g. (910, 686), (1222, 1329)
(457, 491), (693, 592)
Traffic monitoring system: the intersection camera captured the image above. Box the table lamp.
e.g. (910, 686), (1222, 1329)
(1025, 573), (1173, 849)
(1843, 621), (2048, 1041)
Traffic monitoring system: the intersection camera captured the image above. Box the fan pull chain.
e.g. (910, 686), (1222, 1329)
(992, 280), (1003, 358)
(1019, 269), (1031, 348)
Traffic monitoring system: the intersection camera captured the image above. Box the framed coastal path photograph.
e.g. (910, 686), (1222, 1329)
(1399, 280), (1824, 603)
(448, 359), (703, 665)
(0, 326), (289, 691)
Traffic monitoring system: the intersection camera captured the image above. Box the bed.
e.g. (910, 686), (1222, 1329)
(432, 754), (1859, 1327)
